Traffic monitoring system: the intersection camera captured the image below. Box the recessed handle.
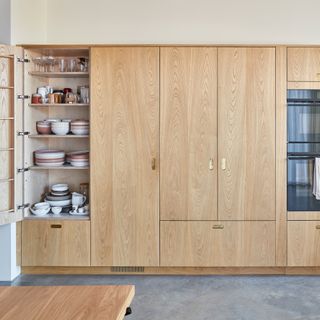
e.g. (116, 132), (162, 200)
(209, 158), (214, 171)
(221, 158), (226, 170)
(51, 224), (62, 229)
(151, 158), (156, 170)
(212, 224), (224, 229)
(316, 225), (320, 229)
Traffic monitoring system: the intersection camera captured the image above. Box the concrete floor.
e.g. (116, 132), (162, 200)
(1, 275), (320, 319)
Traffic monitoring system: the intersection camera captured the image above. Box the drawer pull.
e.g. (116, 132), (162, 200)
(51, 224), (62, 229)
(209, 158), (214, 171)
(221, 158), (226, 171)
(316, 225), (320, 230)
(212, 224), (224, 229)
(151, 158), (156, 170)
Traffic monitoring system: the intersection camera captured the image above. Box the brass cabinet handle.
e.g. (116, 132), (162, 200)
(151, 158), (156, 170)
(51, 224), (62, 229)
(221, 158), (226, 170)
(212, 224), (224, 229)
(209, 158), (214, 170)
(316, 225), (320, 229)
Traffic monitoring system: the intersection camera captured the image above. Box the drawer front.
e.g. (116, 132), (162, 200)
(288, 221), (320, 266)
(22, 220), (90, 266)
(160, 221), (275, 267)
(288, 48), (320, 81)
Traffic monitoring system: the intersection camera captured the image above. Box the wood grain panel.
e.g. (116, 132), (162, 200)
(0, 150), (13, 179)
(22, 221), (90, 266)
(275, 46), (287, 266)
(218, 48), (276, 220)
(0, 56), (13, 87)
(288, 48), (320, 81)
(91, 47), (159, 266)
(0, 90), (13, 118)
(288, 221), (320, 266)
(160, 47), (217, 220)
(0, 286), (134, 320)
(160, 221), (275, 266)
(0, 180), (13, 212)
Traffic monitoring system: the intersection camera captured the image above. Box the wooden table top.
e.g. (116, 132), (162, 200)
(0, 285), (135, 320)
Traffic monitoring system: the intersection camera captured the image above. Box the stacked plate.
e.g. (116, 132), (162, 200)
(71, 120), (89, 135)
(67, 151), (89, 167)
(35, 150), (65, 167)
(44, 184), (72, 207)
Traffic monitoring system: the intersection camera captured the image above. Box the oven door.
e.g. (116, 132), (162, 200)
(288, 156), (320, 211)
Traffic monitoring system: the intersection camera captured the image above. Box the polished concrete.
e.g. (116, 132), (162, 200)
(1, 275), (320, 319)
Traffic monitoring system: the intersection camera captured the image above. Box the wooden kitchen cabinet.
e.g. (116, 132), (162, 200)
(288, 48), (320, 81)
(288, 221), (320, 266)
(218, 48), (276, 221)
(160, 221), (275, 266)
(22, 220), (90, 266)
(90, 47), (159, 266)
(160, 47), (218, 220)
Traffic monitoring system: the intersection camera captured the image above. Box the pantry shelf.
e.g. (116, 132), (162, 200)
(24, 214), (90, 221)
(29, 165), (89, 170)
(28, 71), (89, 78)
(29, 103), (90, 107)
(29, 134), (89, 138)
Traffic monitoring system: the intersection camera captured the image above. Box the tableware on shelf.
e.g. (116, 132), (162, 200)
(45, 199), (72, 207)
(46, 193), (71, 201)
(34, 149), (65, 167)
(51, 121), (70, 135)
(51, 184), (69, 192)
(71, 120), (89, 135)
(50, 190), (70, 196)
(72, 192), (86, 207)
(79, 86), (89, 103)
(51, 206), (62, 215)
(70, 161), (89, 167)
(32, 94), (42, 104)
(69, 209), (89, 216)
(59, 58), (66, 72)
(36, 121), (51, 134)
(34, 202), (50, 210)
(65, 92), (76, 104)
(30, 202), (50, 216)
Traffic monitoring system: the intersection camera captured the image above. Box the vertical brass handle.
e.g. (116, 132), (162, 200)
(221, 158), (226, 170)
(151, 158), (156, 170)
(209, 158), (214, 170)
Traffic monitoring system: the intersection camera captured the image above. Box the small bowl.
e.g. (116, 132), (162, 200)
(34, 202), (50, 210)
(51, 206), (62, 215)
(51, 183), (69, 192)
(51, 126), (69, 136)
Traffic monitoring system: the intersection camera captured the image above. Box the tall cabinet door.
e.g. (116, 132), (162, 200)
(160, 47), (218, 220)
(91, 47), (159, 266)
(218, 48), (276, 221)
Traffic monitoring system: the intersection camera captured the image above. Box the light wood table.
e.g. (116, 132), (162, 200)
(0, 285), (135, 320)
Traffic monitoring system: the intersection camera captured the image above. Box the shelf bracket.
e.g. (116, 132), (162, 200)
(17, 168), (29, 173)
(17, 57), (30, 63)
(17, 203), (30, 210)
(17, 131), (30, 136)
(17, 95), (30, 100)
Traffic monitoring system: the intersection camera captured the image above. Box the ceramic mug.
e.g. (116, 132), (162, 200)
(72, 192), (86, 207)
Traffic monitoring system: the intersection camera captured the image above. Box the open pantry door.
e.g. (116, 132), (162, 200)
(0, 44), (25, 225)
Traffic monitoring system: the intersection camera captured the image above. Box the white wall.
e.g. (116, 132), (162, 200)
(0, 0), (11, 44)
(44, 0), (320, 44)
(11, 0), (47, 44)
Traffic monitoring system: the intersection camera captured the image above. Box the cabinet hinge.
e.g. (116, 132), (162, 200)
(17, 168), (29, 173)
(17, 203), (30, 210)
(17, 131), (30, 136)
(17, 95), (30, 100)
(17, 57), (30, 63)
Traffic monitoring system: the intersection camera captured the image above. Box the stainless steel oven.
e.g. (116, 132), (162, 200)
(287, 90), (320, 211)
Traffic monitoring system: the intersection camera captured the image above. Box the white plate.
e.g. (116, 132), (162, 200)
(70, 161), (89, 167)
(51, 183), (69, 192)
(45, 199), (72, 207)
(69, 210), (89, 216)
(35, 162), (65, 167)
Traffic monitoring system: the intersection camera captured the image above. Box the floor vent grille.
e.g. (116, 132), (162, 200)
(111, 266), (145, 273)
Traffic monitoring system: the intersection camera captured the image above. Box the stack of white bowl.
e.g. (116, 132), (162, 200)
(35, 150), (65, 167)
(45, 184), (72, 208)
(51, 121), (70, 135)
(67, 151), (89, 167)
(71, 120), (89, 135)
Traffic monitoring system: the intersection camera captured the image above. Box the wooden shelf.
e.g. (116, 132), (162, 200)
(28, 71), (89, 78)
(24, 213), (90, 221)
(30, 165), (89, 170)
(0, 117), (14, 120)
(0, 86), (14, 89)
(0, 148), (14, 151)
(29, 103), (89, 107)
(29, 134), (89, 138)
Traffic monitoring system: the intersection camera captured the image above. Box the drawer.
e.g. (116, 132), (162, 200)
(288, 48), (320, 81)
(288, 221), (320, 266)
(22, 220), (90, 266)
(160, 221), (275, 267)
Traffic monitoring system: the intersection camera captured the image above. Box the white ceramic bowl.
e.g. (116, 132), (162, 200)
(51, 126), (69, 136)
(34, 202), (50, 210)
(30, 206), (50, 216)
(70, 161), (89, 167)
(45, 199), (72, 207)
(71, 128), (89, 135)
(36, 161), (65, 167)
(51, 183), (69, 192)
(51, 206), (62, 214)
